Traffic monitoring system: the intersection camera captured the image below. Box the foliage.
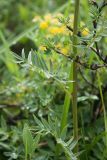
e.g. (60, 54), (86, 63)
(0, 0), (107, 160)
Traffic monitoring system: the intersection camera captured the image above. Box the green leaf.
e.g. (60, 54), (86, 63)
(1, 116), (7, 131)
(33, 115), (44, 129)
(23, 124), (34, 156)
(33, 134), (40, 149)
(28, 51), (32, 65)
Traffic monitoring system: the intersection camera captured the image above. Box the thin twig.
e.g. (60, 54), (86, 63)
(92, 1), (107, 64)
(67, 25), (107, 64)
(66, 1), (107, 64)
(79, 68), (98, 90)
(0, 103), (21, 109)
(51, 47), (107, 70)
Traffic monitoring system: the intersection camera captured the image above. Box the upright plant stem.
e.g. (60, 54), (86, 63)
(60, 0), (80, 152)
(97, 72), (107, 147)
(72, 0), (80, 151)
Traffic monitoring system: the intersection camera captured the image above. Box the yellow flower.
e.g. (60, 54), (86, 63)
(49, 26), (66, 35)
(49, 27), (59, 35)
(40, 21), (48, 29)
(82, 28), (89, 36)
(61, 47), (69, 55)
(59, 26), (66, 33)
(39, 46), (47, 51)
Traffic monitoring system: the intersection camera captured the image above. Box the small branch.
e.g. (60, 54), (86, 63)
(38, 141), (48, 147)
(66, 1), (107, 63)
(67, 25), (107, 64)
(0, 103), (22, 109)
(66, 25), (81, 37)
(90, 1), (99, 8)
(51, 47), (107, 70)
(90, 0), (107, 12)
(79, 68), (98, 90)
(92, 1), (107, 64)
(99, 2), (107, 13)
(66, 25), (73, 32)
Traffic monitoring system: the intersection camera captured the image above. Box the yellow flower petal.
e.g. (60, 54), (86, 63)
(82, 28), (89, 36)
(48, 26), (66, 35)
(40, 21), (48, 29)
(61, 47), (69, 55)
(39, 46), (47, 51)
(49, 27), (59, 35)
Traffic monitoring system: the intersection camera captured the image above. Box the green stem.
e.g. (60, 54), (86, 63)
(72, 0), (80, 152)
(60, 64), (73, 131)
(60, 0), (80, 153)
(25, 152), (27, 160)
(97, 72), (107, 147)
(81, 112), (88, 160)
(25, 140), (28, 160)
(72, 62), (78, 142)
